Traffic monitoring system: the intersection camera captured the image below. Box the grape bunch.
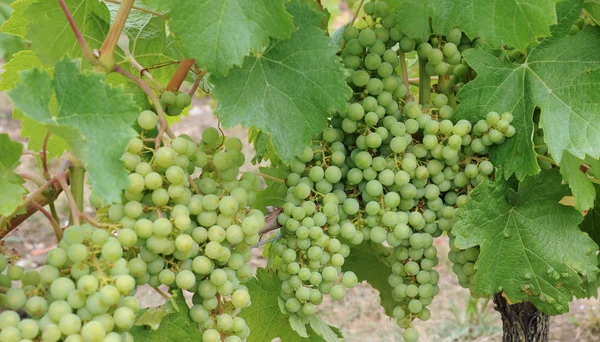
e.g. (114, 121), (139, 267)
(448, 234), (480, 291)
(0, 224), (139, 342)
(159, 91), (192, 117)
(263, 2), (517, 341)
(101, 110), (265, 341)
(270, 146), (362, 319)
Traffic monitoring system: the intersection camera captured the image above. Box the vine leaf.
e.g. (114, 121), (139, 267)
(211, 1), (351, 162)
(249, 127), (281, 165)
(239, 268), (340, 341)
(254, 166), (289, 212)
(455, 27), (600, 181)
(163, 0), (294, 76)
(559, 152), (600, 211)
(343, 242), (395, 316)
(20, 0), (110, 64)
(8, 59), (140, 204)
(0, 134), (26, 217)
(105, 1), (183, 85)
(129, 291), (202, 341)
(0, 50), (68, 159)
(453, 169), (599, 314)
(387, 0), (562, 50)
(0, 0), (31, 38)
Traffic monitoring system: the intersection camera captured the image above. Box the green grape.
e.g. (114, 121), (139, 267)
(231, 289), (250, 308)
(427, 49), (444, 65)
(364, 53), (382, 70)
(352, 70), (370, 87)
(330, 284), (347, 300)
(138, 110), (158, 130)
(442, 42), (458, 57)
(161, 91), (177, 105)
(358, 28), (376, 47)
(403, 327), (419, 342)
(399, 36), (415, 52)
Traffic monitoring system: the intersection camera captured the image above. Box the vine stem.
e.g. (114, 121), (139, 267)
(30, 201), (63, 242)
(166, 59), (195, 92)
(57, 0), (95, 63)
(398, 50), (412, 102)
(58, 173), (81, 226)
(536, 154), (558, 167)
(254, 172), (286, 184)
(153, 287), (170, 301)
(253, 235), (283, 248)
(188, 70), (208, 96)
(438, 74), (457, 108)
(418, 59), (431, 105)
(98, 0), (135, 69)
(587, 175), (600, 185)
(42, 131), (51, 179)
(17, 172), (47, 187)
(114, 65), (175, 145)
(3, 171), (69, 238)
(80, 213), (112, 228)
(102, 0), (168, 20)
(258, 208), (283, 235)
(70, 166), (85, 224)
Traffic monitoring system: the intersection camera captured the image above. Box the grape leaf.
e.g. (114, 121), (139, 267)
(163, 0), (294, 76)
(551, 0), (585, 37)
(585, 0), (600, 24)
(23, 0), (110, 64)
(455, 27), (600, 180)
(211, 1), (351, 162)
(343, 242), (395, 316)
(0, 51), (69, 158)
(559, 152), (597, 211)
(0, 0), (31, 37)
(386, 0), (561, 50)
(249, 128), (281, 165)
(8, 59), (140, 204)
(580, 195), (600, 246)
(0, 134), (26, 217)
(453, 169), (599, 314)
(129, 291), (201, 341)
(254, 166), (289, 212)
(239, 267), (339, 341)
(105, 1), (183, 85)
(0, 2), (24, 60)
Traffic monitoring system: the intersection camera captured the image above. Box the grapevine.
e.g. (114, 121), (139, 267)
(0, 0), (598, 342)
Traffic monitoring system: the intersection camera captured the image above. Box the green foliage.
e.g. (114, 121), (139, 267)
(211, 2), (350, 162)
(163, 0), (294, 76)
(254, 167), (289, 212)
(9, 59), (140, 203)
(455, 27), (600, 190)
(581, 195), (600, 246)
(454, 170), (599, 314)
(0, 134), (26, 217)
(130, 292), (202, 341)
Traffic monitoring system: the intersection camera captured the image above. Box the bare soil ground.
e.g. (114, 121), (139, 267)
(1, 93), (599, 342)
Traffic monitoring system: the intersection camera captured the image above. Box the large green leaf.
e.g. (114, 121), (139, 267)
(0, 2), (24, 60)
(239, 268), (339, 341)
(0, 134), (26, 217)
(454, 27), (600, 180)
(23, 0), (110, 64)
(163, 0), (294, 76)
(8, 59), (140, 204)
(211, 1), (351, 162)
(585, 0), (600, 24)
(453, 169), (599, 314)
(387, 0), (562, 50)
(343, 242), (395, 316)
(559, 152), (600, 211)
(0, 0), (31, 37)
(129, 291), (202, 341)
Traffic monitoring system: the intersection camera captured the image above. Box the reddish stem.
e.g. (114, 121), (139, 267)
(57, 0), (95, 63)
(42, 131), (51, 179)
(166, 59), (195, 92)
(30, 202), (63, 242)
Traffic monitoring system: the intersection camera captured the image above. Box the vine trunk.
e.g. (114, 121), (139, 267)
(493, 293), (550, 342)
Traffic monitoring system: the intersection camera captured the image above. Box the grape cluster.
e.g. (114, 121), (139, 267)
(264, 2), (517, 341)
(448, 235), (480, 291)
(103, 111), (265, 341)
(0, 225), (139, 341)
(159, 91), (192, 117)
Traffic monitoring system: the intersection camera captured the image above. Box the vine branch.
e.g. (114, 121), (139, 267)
(58, 173), (81, 227)
(418, 59), (431, 105)
(166, 59), (196, 92)
(398, 50), (412, 102)
(98, 0), (135, 69)
(57, 0), (95, 64)
(258, 208), (283, 235)
(31, 201), (63, 242)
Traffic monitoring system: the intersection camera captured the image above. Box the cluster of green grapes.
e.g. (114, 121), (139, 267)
(448, 235), (480, 290)
(270, 147), (362, 318)
(264, 2), (516, 341)
(159, 91), (192, 117)
(102, 110), (266, 341)
(0, 224), (139, 341)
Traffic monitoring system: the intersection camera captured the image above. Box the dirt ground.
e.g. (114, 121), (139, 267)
(1, 95), (599, 342)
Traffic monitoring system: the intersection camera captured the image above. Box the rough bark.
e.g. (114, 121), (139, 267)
(493, 293), (550, 342)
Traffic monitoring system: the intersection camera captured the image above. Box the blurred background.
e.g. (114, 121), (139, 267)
(0, 0), (598, 341)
